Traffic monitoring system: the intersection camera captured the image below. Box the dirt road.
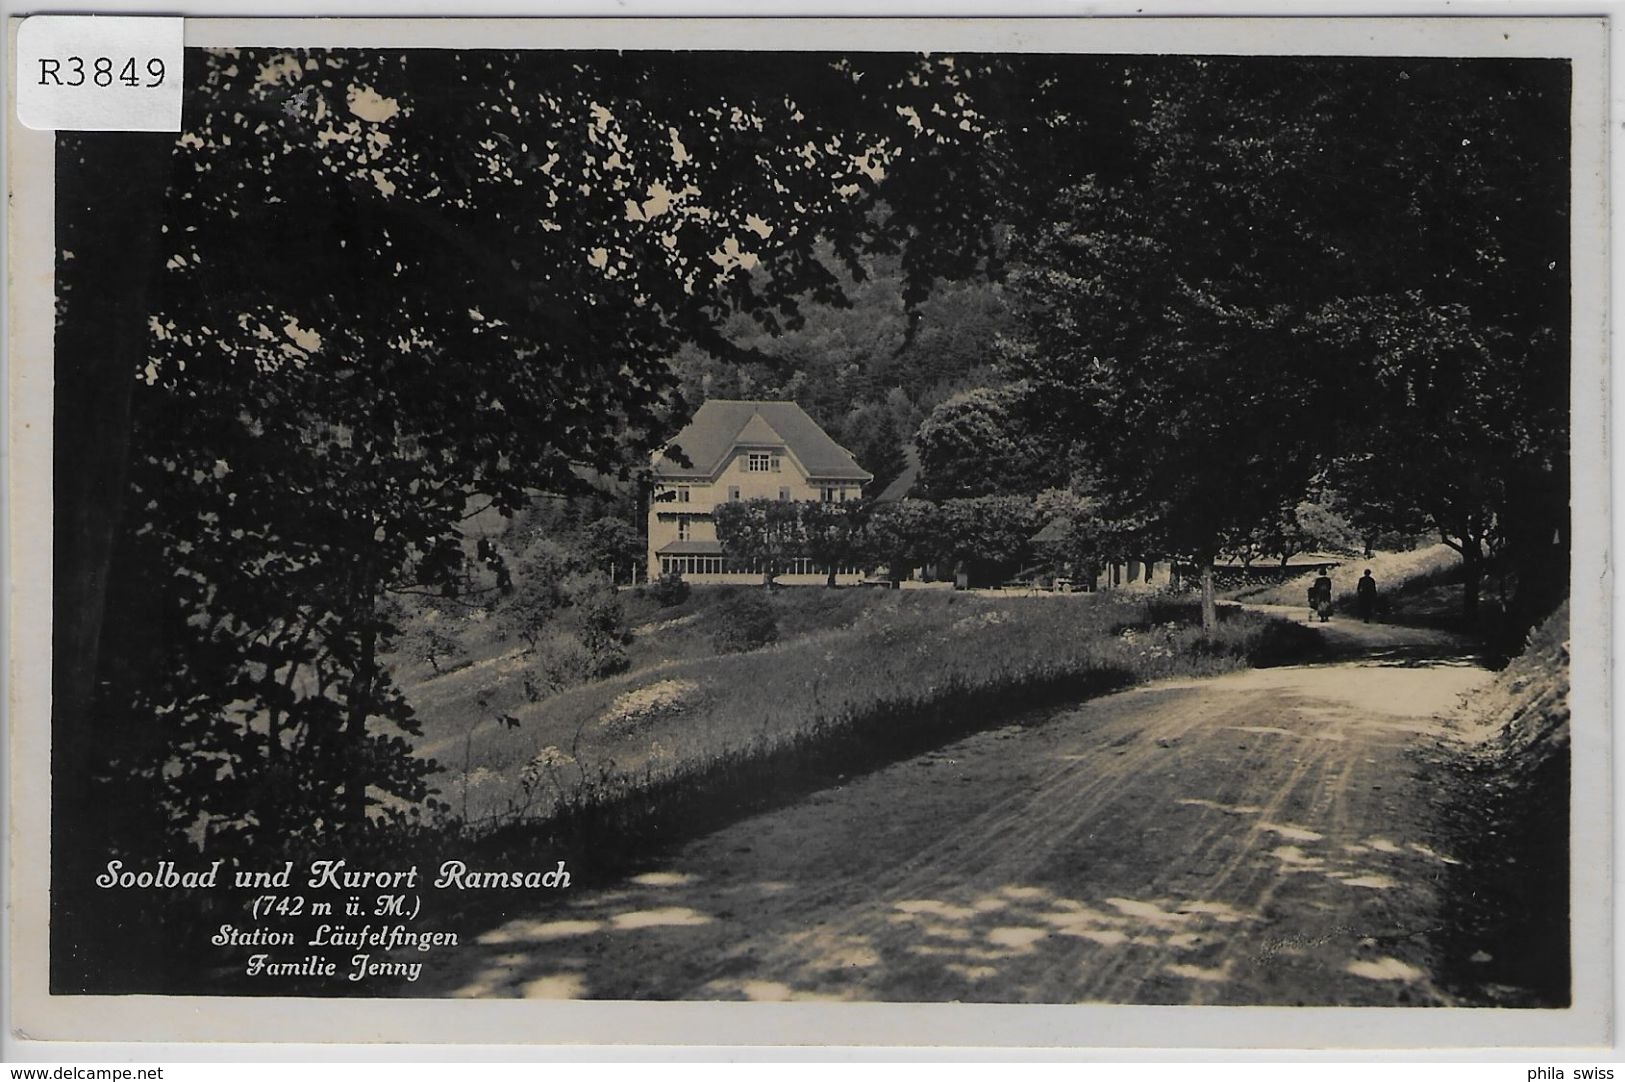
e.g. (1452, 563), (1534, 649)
(425, 612), (1497, 1004)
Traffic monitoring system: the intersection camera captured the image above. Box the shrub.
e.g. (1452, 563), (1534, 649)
(647, 572), (691, 607)
(710, 589), (779, 653)
(565, 575), (632, 678)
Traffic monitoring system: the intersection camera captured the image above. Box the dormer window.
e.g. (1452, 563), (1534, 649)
(747, 452), (779, 473)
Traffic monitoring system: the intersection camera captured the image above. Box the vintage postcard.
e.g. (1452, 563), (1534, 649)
(4, 14), (1610, 1050)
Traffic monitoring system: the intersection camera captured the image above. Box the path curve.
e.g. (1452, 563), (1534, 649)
(421, 613), (1495, 1004)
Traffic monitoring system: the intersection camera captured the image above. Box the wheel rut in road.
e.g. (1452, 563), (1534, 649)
(423, 615), (1494, 1005)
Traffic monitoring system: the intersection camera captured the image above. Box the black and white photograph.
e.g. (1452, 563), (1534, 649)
(5, 14), (1610, 1049)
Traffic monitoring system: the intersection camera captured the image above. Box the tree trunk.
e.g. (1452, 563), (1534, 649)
(53, 134), (172, 782)
(1200, 562), (1218, 631)
(1461, 546), (1482, 623)
(343, 617), (377, 824)
(50, 133), (173, 989)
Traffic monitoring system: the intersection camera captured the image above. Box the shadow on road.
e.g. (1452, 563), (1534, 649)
(1238, 603), (1487, 671)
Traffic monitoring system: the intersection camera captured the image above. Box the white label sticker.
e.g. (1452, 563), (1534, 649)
(16, 16), (183, 131)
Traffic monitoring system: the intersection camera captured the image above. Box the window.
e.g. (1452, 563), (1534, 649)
(677, 518), (691, 541)
(676, 487), (691, 504)
(747, 452), (772, 472)
(820, 486), (835, 504)
(779, 487), (791, 502)
(728, 486), (740, 501)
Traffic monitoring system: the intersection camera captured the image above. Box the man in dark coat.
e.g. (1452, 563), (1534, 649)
(1356, 568), (1378, 623)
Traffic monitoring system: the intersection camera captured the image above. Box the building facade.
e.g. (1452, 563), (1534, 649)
(647, 400), (873, 583)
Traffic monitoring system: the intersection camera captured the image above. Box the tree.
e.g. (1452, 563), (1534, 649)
(864, 498), (945, 583)
(1318, 298), (1565, 628)
(852, 408), (909, 498)
(915, 387), (1057, 500)
(582, 516), (645, 585)
(1001, 58), (1568, 629)
(801, 502), (864, 587)
(938, 496), (1041, 586)
(1221, 497), (1358, 569)
(712, 498), (807, 587)
(66, 47), (1018, 875)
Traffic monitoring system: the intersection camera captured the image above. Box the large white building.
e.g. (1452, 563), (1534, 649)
(647, 400), (873, 583)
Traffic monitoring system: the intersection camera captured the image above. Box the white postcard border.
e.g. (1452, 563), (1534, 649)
(4, 13), (1611, 1052)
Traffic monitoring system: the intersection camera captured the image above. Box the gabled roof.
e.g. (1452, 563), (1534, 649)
(874, 445), (920, 503)
(655, 400), (873, 482)
(1031, 517), (1072, 544)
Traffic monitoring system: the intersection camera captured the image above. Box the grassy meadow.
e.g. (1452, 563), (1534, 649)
(391, 585), (1324, 839)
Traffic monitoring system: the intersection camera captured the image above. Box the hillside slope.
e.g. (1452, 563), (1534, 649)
(1435, 600), (1570, 1005)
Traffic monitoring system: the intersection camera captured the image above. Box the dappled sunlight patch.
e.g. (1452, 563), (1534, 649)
(741, 980), (795, 1001)
(1177, 797), (1266, 815)
(946, 963), (1001, 981)
(451, 972), (510, 997)
(1076, 928), (1132, 947)
(1347, 957), (1425, 982)
(629, 870), (695, 887)
(986, 926), (1049, 952)
(1104, 897), (1193, 927)
(894, 898), (978, 922)
(1408, 842), (1461, 864)
(477, 918), (603, 945)
(1364, 837), (1403, 853)
(704, 978), (790, 1001)
(1039, 908), (1131, 946)
(785, 929), (882, 969)
(520, 972), (587, 998)
(1167, 961), (1230, 982)
(1038, 902), (1119, 926)
(702, 976), (858, 1003)
(1000, 885), (1050, 901)
(1339, 874), (1397, 890)
(1227, 725), (1297, 738)
(909, 943), (1006, 963)
(1177, 900), (1257, 924)
(1268, 845), (1325, 870)
(1260, 821), (1325, 843)
(609, 906), (713, 930)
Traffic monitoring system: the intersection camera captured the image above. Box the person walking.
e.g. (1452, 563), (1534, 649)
(1312, 567), (1334, 623)
(1356, 568), (1378, 623)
